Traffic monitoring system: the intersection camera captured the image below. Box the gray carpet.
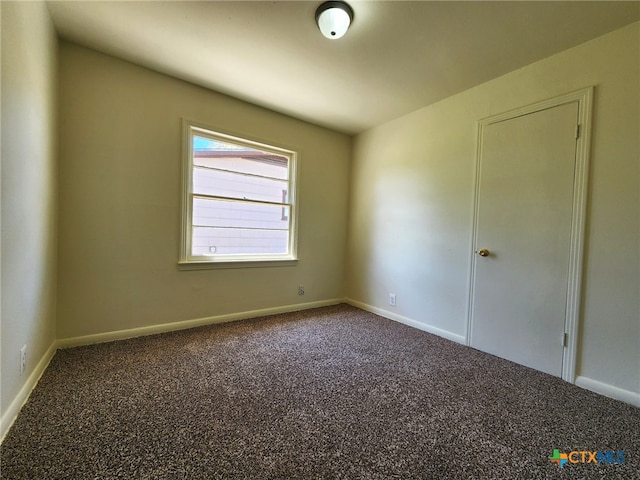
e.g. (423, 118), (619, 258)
(1, 304), (638, 479)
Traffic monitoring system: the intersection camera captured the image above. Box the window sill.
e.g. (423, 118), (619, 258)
(178, 258), (298, 270)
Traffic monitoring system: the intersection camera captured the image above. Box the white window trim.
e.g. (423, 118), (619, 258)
(179, 119), (299, 270)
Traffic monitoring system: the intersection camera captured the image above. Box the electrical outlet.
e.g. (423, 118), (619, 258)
(20, 345), (27, 375)
(298, 285), (305, 295)
(389, 293), (397, 307)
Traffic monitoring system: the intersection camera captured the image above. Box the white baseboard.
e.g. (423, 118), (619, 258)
(1, 341), (57, 443)
(57, 298), (344, 349)
(345, 298), (466, 345)
(575, 375), (640, 408)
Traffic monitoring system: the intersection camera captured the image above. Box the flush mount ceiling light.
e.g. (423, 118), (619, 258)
(315, 1), (354, 40)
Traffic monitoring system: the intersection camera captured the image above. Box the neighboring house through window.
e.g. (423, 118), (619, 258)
(179, 121), (298, 268)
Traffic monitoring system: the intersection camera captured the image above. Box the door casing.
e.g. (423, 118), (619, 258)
(466, 87), (594, 383)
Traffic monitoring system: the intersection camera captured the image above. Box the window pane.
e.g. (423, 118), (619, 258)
(193, 197), (290, 230)
(193, 135), (289, 180)
(192, 195), (291, 255)
(193, 165), (288, 203)
(192, 227), (289, 256)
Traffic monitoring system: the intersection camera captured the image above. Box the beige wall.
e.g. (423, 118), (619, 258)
(346, 22), (639, 397)
(1, 1), (58, 417)
(57, 42), (351, 339)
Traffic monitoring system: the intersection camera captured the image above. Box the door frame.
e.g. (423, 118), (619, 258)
(466, 87), (594, 383)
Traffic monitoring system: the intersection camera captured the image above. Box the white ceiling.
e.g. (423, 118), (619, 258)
(46, 1), (639, 135)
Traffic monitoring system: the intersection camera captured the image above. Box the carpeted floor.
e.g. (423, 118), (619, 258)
(1, 304), (638, 479)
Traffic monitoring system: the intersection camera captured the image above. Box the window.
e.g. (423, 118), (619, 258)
(180, 121), (298, 268)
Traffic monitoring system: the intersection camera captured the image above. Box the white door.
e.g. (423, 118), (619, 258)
(469, 102), (579, 377)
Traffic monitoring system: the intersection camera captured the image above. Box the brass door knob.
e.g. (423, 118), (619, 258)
(477, 248), (490, 257)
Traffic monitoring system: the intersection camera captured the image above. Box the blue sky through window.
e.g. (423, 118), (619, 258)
(193, 136), (249, 152)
